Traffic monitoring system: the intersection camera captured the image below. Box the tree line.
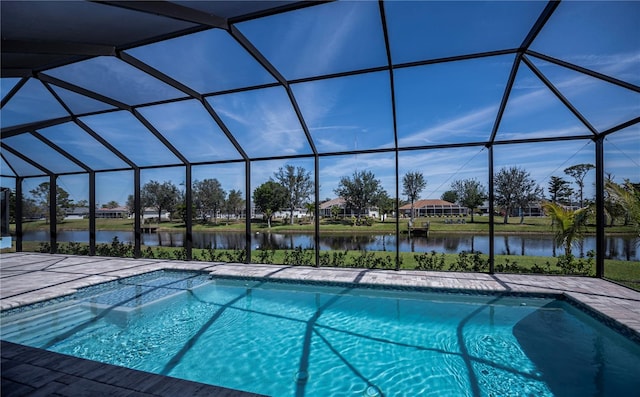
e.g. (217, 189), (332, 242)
(9, 162), (639, 231)
(125, 180), (245, 224)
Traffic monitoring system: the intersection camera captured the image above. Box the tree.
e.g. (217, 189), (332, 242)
(21, 197), (40, 220)
(564, 163), (594, 207)
(253, 181), (287, 228)
(541, 201), (591, 257)
(2, 188), (16, 223)
(193, 178), (226, 224)
(101, 200), (119, 209)
(29, 182), (73, 223)
(330, 205), (341, 219)
(441, 190), (458, 204)
(304, 202), (315, 224)
(141, 180), (180, 223)
(273, 165), (313, 225)
(494, 166), (543, 224)
(225, 189), (245, 221)
(175, 202), (196, 223)
(126, 194), (135, 216)
(603, 174), (625, 226)
(451, 178), (487, 223)
(334, 170), (385, 222)
(402, 171), (426, 223)
(606, 179), (640, 237)
(376, 192), (395, 222)
(547, 176), (573, 205)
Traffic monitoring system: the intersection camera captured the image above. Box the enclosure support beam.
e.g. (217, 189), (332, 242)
(488, 146), (495, 274)
(49, 175), (57, 254)
(89, 172), (96, 256)
(185, 165), (193, 261)
(595, 136), (605, 278)
(15, 177), (23, 252)
(134, 168), (141, 258)
(379, 0), (401, 270)
(314, 156), (320, 268)
(245, 161), (252, 264)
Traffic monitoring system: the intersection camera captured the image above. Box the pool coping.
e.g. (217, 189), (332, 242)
(2, 253), (639, 335)
(1, 252), (640, 395)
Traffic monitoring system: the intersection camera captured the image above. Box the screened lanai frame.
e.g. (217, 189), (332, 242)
(1, 1), (639, 277)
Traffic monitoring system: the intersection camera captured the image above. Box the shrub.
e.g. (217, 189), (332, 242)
(173, 248), (188, 261)
(283, 246), (313, 266)
(531, 261), (552, 274)
(57, 241), (90, 255)
(38, 242), (51, 253)
(449, 251), (488, 272)
(142, 246), (156, 259)
(495, 258), (521, 273)
(347, 251), (395, 269)
(96, 237), (133, 257)
(201, 248), (225, 262)
(255, 248), (275, 264)
(319, 250), (348, 267)
(225, 249), (246, 263)
(414, 251), (445, 271)
(556, 251), (594, 276)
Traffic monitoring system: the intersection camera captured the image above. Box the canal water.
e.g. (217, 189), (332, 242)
(21, 230), (639, 261)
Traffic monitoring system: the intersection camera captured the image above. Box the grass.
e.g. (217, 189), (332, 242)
(13, 216), (639, 235)
(5, 240), (638, 291)
(8, 216), (638, 291)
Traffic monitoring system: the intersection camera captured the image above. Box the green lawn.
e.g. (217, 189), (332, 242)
(6, 240), (638, 291)
(13, 216), (638, 235)
(8, 216), (638, 291)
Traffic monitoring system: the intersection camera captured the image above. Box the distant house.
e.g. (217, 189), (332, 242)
(129, 207), (171, 221)
(478, 201), (544, 217)
(399, 199), (468, 217)
(273, 208), (306, 219)
(96, 206), (128, 219)
(64, 207), (89, 220)
(144, 208), (171, 221)
(65, 206), (131, 220)
(319, 197), (379, 219)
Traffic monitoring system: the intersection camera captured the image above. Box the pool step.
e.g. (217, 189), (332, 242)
(1, 303), (97, 347)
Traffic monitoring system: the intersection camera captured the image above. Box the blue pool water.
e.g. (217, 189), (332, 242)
(1, 271), (639, 396)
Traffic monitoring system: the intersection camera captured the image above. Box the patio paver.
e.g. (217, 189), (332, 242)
(1, 252), (639, 395)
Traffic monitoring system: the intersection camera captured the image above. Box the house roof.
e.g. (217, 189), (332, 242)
(64, 207), (90, 214)
(319, 197), (346, 210)
(97, 206), (128, 212)
(399, 199), (463, 210)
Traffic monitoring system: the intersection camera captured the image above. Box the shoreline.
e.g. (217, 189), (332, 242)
(11, 226), (638, 237)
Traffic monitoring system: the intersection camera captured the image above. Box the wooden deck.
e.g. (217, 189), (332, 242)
(408, 221), (430, 236)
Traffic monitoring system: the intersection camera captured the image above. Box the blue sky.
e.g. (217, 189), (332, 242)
(1, 1), (638, 208)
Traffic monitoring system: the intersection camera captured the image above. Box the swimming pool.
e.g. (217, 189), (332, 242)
(1, 270), (639, 396)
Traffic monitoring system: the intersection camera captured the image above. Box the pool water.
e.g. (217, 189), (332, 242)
(1, 271), (639, 396)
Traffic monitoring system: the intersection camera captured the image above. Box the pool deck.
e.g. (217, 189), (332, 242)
(1, 252), (639, 395)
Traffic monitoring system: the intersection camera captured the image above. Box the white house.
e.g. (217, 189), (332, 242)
(319, 197), (379, 219)
(129, 207), (171, 221)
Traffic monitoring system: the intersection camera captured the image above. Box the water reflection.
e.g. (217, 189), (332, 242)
(21, 230), (639, 261)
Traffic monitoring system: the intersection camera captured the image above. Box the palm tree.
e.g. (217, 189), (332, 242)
(541, 201), (591, 257)
(605, 180), (640, 237)
(304, 202), (315, 224)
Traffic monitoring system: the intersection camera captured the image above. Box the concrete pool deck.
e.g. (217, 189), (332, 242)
(2, 252), (640, 395)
